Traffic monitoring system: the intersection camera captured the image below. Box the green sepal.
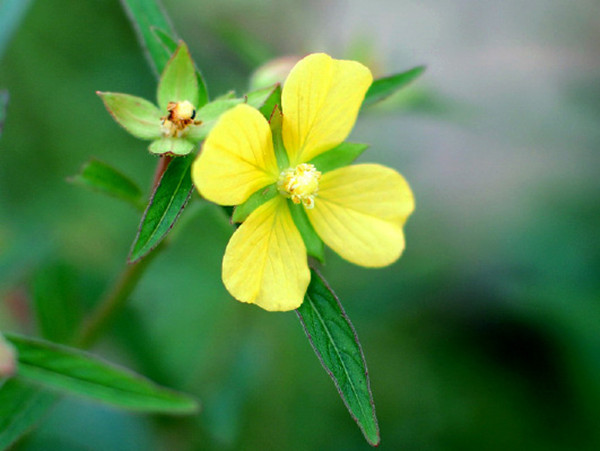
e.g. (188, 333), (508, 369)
(5, 333), (199, 415)
(68, 158), (144, 210)
(0, 379), (58, 450)
(269, 105), (289, 168)
(149, 137), (195, 156)
(129, 155), (194, 263)
(362, 65), (426, 109)
(309, 142), (369, 173)
(231, 184), (278, 223)
(296, 270), (380, 446)
(287, 201), (325, 262)
(97, 92), (162, 140)
(186, 98), (243, 142)
(245, 84), (281, 119)
(157, 42), (199, 111)
(151, 28), (209, 107)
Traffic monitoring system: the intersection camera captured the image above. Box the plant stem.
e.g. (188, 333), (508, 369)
(75, 156), (172, 349)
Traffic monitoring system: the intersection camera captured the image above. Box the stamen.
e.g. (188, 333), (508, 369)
(161, 100), (201, 137)
(278, 163), (321, 209)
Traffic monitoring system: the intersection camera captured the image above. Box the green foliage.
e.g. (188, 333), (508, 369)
(0, 0), (33, 59)
(157, 42), (199, 111)
(287, 201), (325, 262)
(0, 90), (7, 138)
(297, 270), (380, 446)
(129, 155), (194, 263)
(245, 84), (281, 119)
(363, 65), (426, 108)
(309, 142), (369, 173)
(32, 263), (82, 344)
(68, 159), (144, 210)
(5, 333), (199, 414)
(0, 379), (58, 450)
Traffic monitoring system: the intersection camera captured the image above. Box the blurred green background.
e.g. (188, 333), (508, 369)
(1, 0), (600, 449)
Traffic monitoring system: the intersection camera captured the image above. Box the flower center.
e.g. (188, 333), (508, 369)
(278, 163), (321, 209)
(161, 100), (199, 137)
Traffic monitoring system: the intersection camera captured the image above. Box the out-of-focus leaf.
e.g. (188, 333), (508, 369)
(245, 84), (281, 119)
(157, 42), (198, 111)
(119, 0), (176, 76)
(97, 92), (162, 140)
(0, 0), (34, 59)
(0, 379), (58, 450)
(288, 202), (325, 262)
(129, 155), (194, 263)
(68, 159), (144, 210)
(0, 90), (8, 139)
(231, 184), (278, 223)
(308, 142), (369, 173)
(215, 23), (274, 68)
(152, 27), (208, 107)
(5, 333), (199, 415)
(362, 65), (426, 108)
(32, 263), (82, 344)
(296, 270), (380, 446)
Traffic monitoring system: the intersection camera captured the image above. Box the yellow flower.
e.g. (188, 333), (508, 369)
(192, 53), (414, 311)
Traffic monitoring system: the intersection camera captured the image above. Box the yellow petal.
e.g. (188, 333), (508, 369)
(192, 104), (279, 206)
(281, 53), (372, 166)
(222, 196), (310, 311)
(307, 164), (414, 267)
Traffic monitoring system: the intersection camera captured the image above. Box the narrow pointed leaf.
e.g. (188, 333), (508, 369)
(0, 379), (58, 450)
(287, 201), (325, 262)
(0, 90), (8, 139)
(362, 65), (426, 108)
(5, 333), (199, 414)
(97, 92), (162, 140)
(296, 270), (380, 446)
(157, 42), (198, 111)
(32, 263), (82, 344)
(231, 184), (278, 223)
(119, 0), (177, 76)
(68, 159), (144, 210)
(152, 27), (208, 107)
(308, 142), (369, 173)
(129, 155), (194, 263)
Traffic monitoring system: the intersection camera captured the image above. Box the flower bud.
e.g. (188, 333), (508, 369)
(248, 56), (300, 91)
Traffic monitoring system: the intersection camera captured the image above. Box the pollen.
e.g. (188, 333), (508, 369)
(278, 163), (322, 209)
(161, 100), (200, 137)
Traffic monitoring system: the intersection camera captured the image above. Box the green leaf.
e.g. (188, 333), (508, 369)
(0, 90), (7, 139)
(296, 270), (380, 446)
(362, 65), (426, 109)
(119, 0), (177, 77)
(32, 263), (82, 344)
(245, 84), (281, 119)
(186, 98), (243, 142)
(0, 378), (58, 450)
(151, 27), (208, 107)
(287, 202), (325, 262)
(232, 184), (278, 223)
(129, 155), (194, 263)
(68, 159), (144, 210)
(149, 137), (195, 156)
(157, 42), (198, 111)
(5, 333), (199, 415)
(97, 92), (162, 140)
(308, 142), (369, 173)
